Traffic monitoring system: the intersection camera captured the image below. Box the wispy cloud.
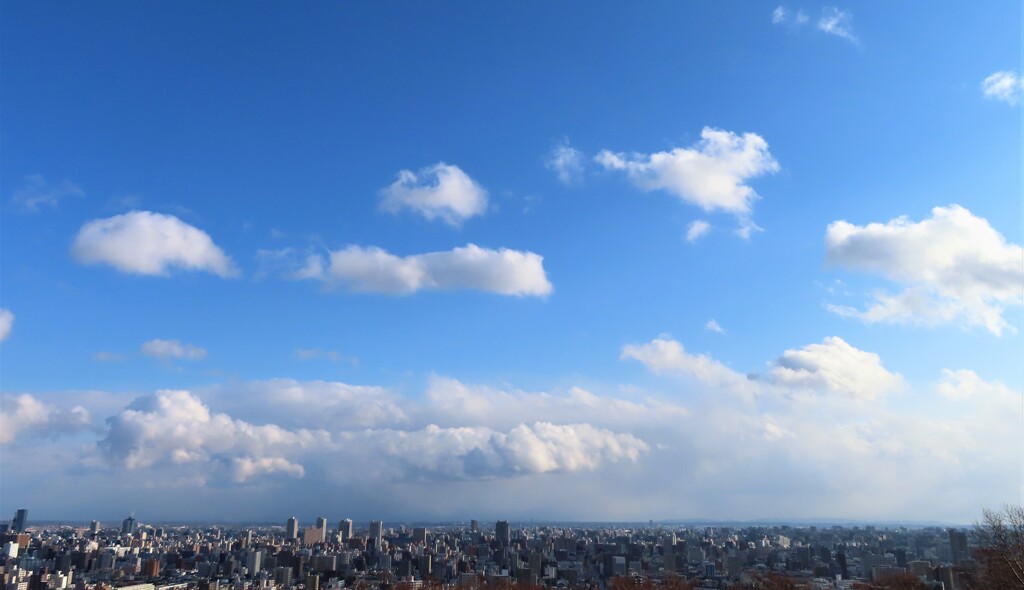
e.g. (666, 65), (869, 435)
(982, 71), (1023, 105)
(545, 139), (585, 185)
(141, 339), (207, 361)
(773, 6), (857, 44)
(11, 174), (85, 212)
(0, 309), (13, 342)
(686, 220), (712, 243)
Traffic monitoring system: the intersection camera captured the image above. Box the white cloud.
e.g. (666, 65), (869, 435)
(299, 243), (553, 297)
(982, 71), (1023, 105)
(595, 127), (779, 227)
(97, 390), (327, 481)
(379, 163), (488, 226)
(545, 140), (584, 185)
(767, 336), (903, 400)
(620, 336), (751, 391)
(202, 379), (406, 431)
(0, 308), (13, 342)
(141, 339), (207, 360)
(705, 319), (725, 334)
(817, 7), (857, 43)
(11, 174), (85, 212)
(92, 387), (644, 484)
(825, 205), (1024, 335)
(365, 422), (647, 480)
(772, 6), (787, 24)
(72, 211), (237, 277)
(0, 394), (90, 445)
(686, 220), (712, 243)
(938, 369), (1015, 401)
(423, 375), (688, 433)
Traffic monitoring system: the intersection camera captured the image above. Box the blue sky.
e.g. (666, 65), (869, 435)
(1, 1), (1021, 524)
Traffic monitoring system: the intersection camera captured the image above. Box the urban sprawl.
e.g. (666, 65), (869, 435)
(1, 510), (978, 590)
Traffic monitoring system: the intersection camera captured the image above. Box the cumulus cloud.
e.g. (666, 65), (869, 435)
(825, 205), (1024, 335)
(982, 71), (1023, 105)
(0, 394), (90, 444)
(0, 308), (13, 342)
(705, 319), (725, 334)
(141, 339), (207, 360)
(595, 127), (778, 229)
(379, 163), (488, 226)
(817, 7), (857, 43)
(686, 220), (712, 243)
(766, 336), (903, 400)
(298, 244), (553, 297)
(97, 390), (325, 482)
(72, 211), (237, 277)
(11, 174), (85, 212)
(545, 140), (585, 185)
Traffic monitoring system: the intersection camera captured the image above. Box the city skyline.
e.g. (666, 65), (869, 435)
(1, 2), (1022, 526)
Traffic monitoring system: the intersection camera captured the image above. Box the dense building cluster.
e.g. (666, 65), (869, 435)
(1, 510), (981, 590)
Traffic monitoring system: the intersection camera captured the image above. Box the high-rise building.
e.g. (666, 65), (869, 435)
(245, 549), (263, 575)
(12, 510), (27, 532)
(286, 517), (299, 540)
(496, 520), (511, 547)
(339, 519), (353, 541)
(470, 520), (479, 532)
(121, 516), (136, 535)
(948, 529), (969, 565)
(305, 574), (319, 590)
(369, 520), (384, 550)
(316, 517), (327, 531)
(89, 521), (101, 535)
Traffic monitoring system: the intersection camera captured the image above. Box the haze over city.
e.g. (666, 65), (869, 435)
(1, 1), (1021, 532)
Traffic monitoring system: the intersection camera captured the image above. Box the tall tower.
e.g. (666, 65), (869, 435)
(496, 520), (510, 547)
(339, 519), (353, 541)
(12, 510), (27, 532)
(948, 529), (969, 565)
(286, 517), (299, 540)
(121, 515), (136, 535)
(369, 520), (383, 550)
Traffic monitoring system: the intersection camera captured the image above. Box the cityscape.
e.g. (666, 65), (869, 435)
(0, 509), (993, 590)
(1, 3), (1021, 590)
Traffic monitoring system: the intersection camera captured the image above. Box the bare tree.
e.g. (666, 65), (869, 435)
(972, 505), (1024, 589)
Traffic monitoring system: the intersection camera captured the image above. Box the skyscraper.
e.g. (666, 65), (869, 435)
(12, 510), (27, 532)
(89, 520), (101, 535)
(121, 515), (136, 535)
(316, 516), (327, 531)
(369, 520), (383, 550)
(948, 529), (969, 565)
(496, 520), (510, 547)
(286, 517), (299, 540)
(339, 519), (353, 541)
